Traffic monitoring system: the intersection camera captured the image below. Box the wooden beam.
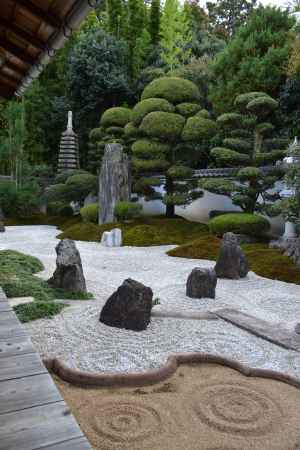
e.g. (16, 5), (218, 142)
(0, 86), (14, 99)
(0, 37), (35, 65)
(1, 60), (25, 78)
(0, 17), (46, 51)
(15, 0), (62, 29)
(0, 73), (18, 88)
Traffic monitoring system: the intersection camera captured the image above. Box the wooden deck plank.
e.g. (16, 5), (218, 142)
(0, 402), (84, 450)
(0, 335), (35, 359)
(216, 308), (300, 352)
(37, 437), (92, 450)
(0, 352), (47, 382)
(0, 302), (12, 312)
(0, 373), (61, 415)
(0, 311), (26, 339)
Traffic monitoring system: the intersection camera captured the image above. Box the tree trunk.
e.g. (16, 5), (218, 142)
(165, 175), (175, 218)
(254, 129), (263, 158)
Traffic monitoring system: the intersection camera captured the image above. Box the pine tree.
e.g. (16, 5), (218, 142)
(149, 0), (161, 45)
(160, 0), (192, 70)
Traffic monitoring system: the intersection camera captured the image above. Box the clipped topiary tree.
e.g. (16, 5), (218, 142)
(209, 213), (270, 237)
(87, 107), (132, 173)
(130, 77), (212, 217)
(200, 91), (285, 214)
(46, 172), (98, 207)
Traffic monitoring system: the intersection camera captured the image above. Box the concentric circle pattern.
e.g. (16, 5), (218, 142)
(194, 383), (282, 436)
(92, 400), (162, 443)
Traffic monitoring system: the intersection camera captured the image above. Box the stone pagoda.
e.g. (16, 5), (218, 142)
(57, 111), (79, 172)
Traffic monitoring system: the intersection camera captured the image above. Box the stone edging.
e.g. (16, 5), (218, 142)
(44, 353), (300, 389)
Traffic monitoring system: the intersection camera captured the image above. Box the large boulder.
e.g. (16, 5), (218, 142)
(100, 278), (153, 331)
(186, 268), (217, 299)
(48, 239), (87, 292)
(215, 232), (249, 279)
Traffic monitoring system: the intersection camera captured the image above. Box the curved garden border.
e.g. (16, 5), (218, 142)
(44, 352), (300, 389)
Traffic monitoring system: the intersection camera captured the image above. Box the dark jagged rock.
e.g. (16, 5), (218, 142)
(270, 238), (300, 267)
(215, 232), (249, 279)
(186, 268), (217, 299)
(48, 239), (86, 292)
(98, 143), (130, 224)
(100, 278), (153, 331)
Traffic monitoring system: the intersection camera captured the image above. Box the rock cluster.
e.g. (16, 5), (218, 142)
(48, 239), (86, 293)
(215, 232), (249, 279)
(101, 228), (122, 247)
(186, 268), (217, 299)
(270, 238), (300, 267)
(100, 278), (153, 331)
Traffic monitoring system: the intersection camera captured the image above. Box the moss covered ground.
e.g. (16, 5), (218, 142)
(5, 214), (300, 285)
(0, 249), (92, 322)
(167, 235), (300, 285)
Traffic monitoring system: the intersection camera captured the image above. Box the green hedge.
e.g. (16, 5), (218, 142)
(234, 92), (269, 110)
(210, 147), (250, 167)
(131, 98), (174, 125)
(114, 201), (143, 221)
(223, 138), (252, 153)
(182, 116), (217, 141)
(132, 158), (170, 171)
(140, 111), (185, 141)
(100, 107), (131, 128)
(89, 128), (104, 142)
(209, 213), (270, 236)
(196, 109), (211, 119)
(132, 139), (170, 159)
(141, 77), (200, 104)
(80, 203), (99, 223)
(105, 126), (124, 136)
(175, 103), (201, 117)
(48, 202), (73, 217)
(124, 122), (140, 138)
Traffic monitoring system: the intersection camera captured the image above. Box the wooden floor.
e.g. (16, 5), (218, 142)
(0, 289), (92, 450)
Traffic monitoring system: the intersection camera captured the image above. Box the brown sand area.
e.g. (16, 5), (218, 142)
(54, 363), (300, 450)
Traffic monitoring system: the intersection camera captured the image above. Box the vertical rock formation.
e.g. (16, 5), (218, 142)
(57, 111), (79, 172)
(98, 143), (130, 224)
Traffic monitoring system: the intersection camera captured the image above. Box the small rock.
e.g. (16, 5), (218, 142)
(295, 323), (300, 334)
(101, 228), (122, 247)
(215, 232), (249, 279)
(186, 268), (217, 299)
(48, 239), (87, 293)
(0, 222), (5, 232)
(100, 278), (153, 331)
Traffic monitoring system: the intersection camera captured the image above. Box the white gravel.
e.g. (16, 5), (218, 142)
(1, 225), (300, 380)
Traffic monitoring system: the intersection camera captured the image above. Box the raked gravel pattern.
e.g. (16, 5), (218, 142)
(1, 225), (300, 379)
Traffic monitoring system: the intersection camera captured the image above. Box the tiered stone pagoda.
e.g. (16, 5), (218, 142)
(57, 111), (79, 172)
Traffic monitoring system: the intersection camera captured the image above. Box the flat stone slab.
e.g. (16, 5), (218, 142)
(152, 309), (217, 321)
(8, 297), (34, 308)
(216, 308), (300, 352)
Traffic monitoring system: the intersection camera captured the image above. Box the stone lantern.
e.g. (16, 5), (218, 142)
(279, 137), (299, 239)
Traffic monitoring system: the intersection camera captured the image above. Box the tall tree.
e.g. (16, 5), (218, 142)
(149, 0), (161, 45)
(210, 6), (295, 113)
(127, 0), (149, 77)
(207, 0), (257, 39)
(106, 0), (125, 38)
(160, 0), (193, 70)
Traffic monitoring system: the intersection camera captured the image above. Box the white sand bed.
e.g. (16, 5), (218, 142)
(1, 225), (300, 379)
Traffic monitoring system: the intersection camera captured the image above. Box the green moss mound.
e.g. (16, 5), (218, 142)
(182, 117), (217, 141)
(58, 217), (208, 246)
(175, 103), (201, 117)
(105, 126), (124, 136)
(141, 77), (200, 104)
(209, 213), (270, 236)
(132, 139), (170, 159)
(140, 111), (185, 141)
(100, 107), (131, 128)
(14, 301), (65, 323)
(132, 98), (175, 125)
(132, 158), (170, 171)
(114, 202), (143, 221)
(167, 235), (300, 285)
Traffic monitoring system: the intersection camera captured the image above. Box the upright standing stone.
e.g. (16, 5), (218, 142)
(215, 232), (249, 279)
(98, 143), (130, 224)
(0, 207), (5, 232)
(186, 268), (217, 299)
(57, 111), (80, 172)
(101, 228), (122, 247)
(48, 239), (87, 293)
